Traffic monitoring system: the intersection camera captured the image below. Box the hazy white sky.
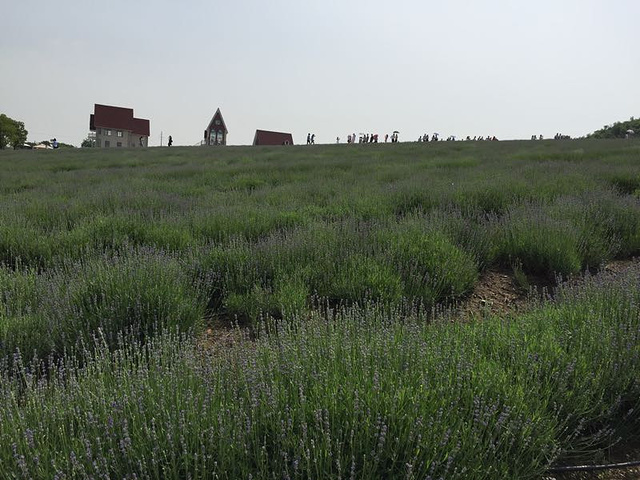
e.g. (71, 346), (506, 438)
(1, 0), (638, 146)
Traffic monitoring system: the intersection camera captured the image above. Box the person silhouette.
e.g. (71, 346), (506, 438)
(168, 135), (173, 147)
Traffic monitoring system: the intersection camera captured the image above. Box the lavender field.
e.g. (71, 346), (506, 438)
(0, 139), (639, 478)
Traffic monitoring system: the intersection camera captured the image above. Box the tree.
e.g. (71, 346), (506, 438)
(81, 136), (96, 148)
(588, 117), (640, 139)
(0, 114), (15, 149)
(0, 114), (28, 149)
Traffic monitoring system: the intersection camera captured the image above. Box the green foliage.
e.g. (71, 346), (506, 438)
(511, 260), (530, 292)
(1, 267), (639, 478)
(0, 113), (28, 149)
(322, 253), (404, 304)
(0, 139), (639, 334)
(588, 116), (640, 139)
(81, 136), (96, 148)
(0, 140), (639, 477)
(0, 248), (207, 360)
(496, 203), (582, 278)
(381, 221), (478, 305)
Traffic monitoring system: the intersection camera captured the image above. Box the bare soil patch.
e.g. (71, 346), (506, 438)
(460, 259), (639, 321)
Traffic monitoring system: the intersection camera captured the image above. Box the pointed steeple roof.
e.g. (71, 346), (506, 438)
(206, 108), (228, 134)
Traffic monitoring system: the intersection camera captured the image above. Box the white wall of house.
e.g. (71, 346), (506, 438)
(95, 128), (148, 148)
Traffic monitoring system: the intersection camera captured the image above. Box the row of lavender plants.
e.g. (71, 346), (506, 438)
(2, 187), (638, 361)
(0, 247), (209, 361)
(1, 263), (639, 478)
(0, 140), (638, 270)
(201, 190), (639, 322)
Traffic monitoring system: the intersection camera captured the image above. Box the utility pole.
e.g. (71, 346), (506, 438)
(160, 131), (163, 147)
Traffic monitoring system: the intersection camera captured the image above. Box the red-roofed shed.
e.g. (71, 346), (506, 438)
(253, 129), (294, 146)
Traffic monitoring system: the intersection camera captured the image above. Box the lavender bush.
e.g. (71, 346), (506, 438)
(1, 265), (639, 478)
(0, 246), (209, 361)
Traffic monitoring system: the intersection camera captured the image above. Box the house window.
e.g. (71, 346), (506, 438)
(117, 142), (122, 147)
(106, 130), (112, 136)
(97, 128), (101, 134)
(117, 131), (123, 137)
(105, 140), (110, 147)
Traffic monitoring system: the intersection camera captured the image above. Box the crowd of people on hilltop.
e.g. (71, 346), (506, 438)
(416, 134), (499, 142)
(342, 132), (501, 144)
(344, 133), (393, 143)
(328, 132), (501, 144)
(530, 134), (572, 140)
(304, 132), (402, 144)
(305, 132), (385, 145)
(305, 130), (578, 145)
(463, 135), (498, 141)
(304, 131), (507, 145)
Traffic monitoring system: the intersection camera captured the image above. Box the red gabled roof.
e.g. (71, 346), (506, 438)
(253, 129), (294, 146)
(206, 108), (228, 134)
(130, 117), (150, 137)
(90, 104), (150, 137)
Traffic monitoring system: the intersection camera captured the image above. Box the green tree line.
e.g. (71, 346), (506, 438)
(588, 116), (640, 139)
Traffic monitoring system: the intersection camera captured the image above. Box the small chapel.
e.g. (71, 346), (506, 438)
(203, 108), (228, 146)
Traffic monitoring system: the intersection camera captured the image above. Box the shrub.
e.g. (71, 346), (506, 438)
(382, 222), (478, 306)
(317, 254), (404, 305)
(495, 203), (582, 278)
(0, 247), (207, 361)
